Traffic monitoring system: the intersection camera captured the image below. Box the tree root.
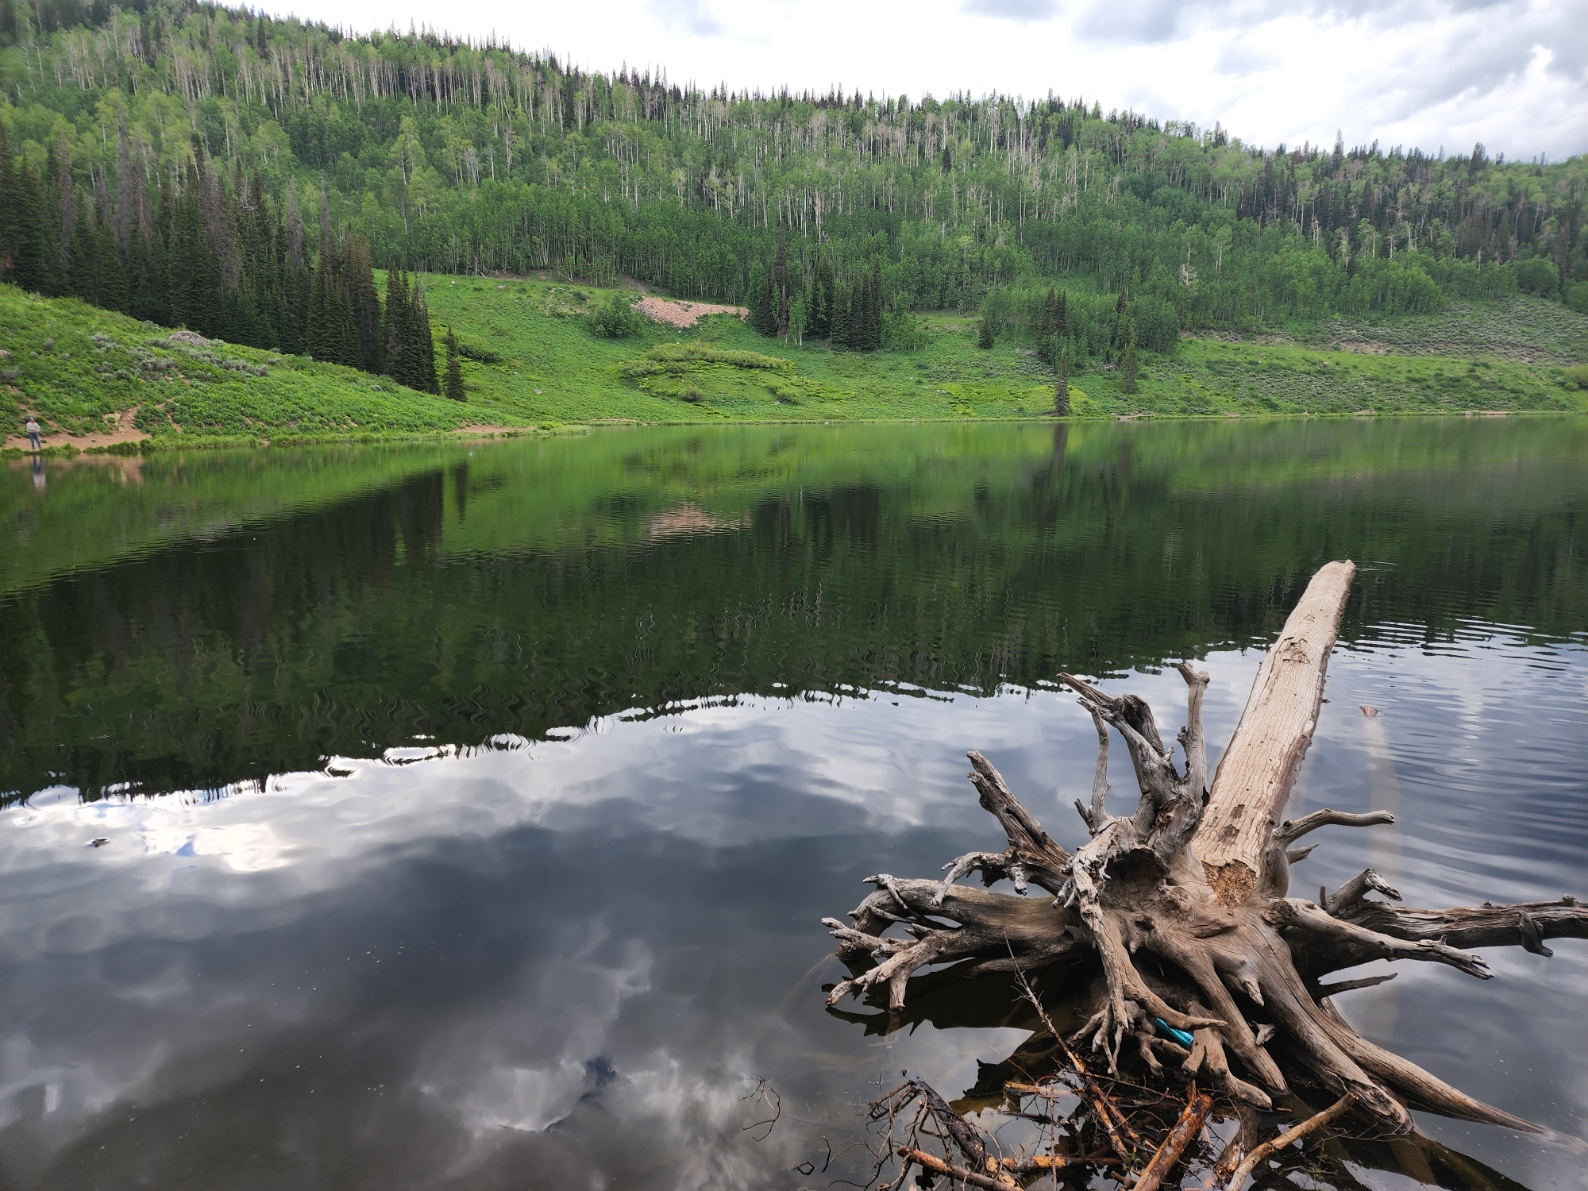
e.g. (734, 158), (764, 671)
(823, 561), (1588, 1139)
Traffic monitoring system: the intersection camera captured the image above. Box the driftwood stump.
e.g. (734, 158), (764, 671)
(824, 560), (1588, 1136)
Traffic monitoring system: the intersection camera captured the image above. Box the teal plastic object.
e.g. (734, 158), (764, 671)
(1155, 1018), (1195, 1047)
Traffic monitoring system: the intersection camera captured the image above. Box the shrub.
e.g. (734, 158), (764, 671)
(455, 340), (503, 364)
(1515, 256), (1559, 299)
(882, 310), (932, 351)
(1565, 364), (1588, 390)
(588, 293), (644, 338)
(1132, 296), (1180, 353)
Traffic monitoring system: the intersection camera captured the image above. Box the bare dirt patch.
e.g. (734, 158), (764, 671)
(635, 296), (748, 329)
(4, 407), (149, 451)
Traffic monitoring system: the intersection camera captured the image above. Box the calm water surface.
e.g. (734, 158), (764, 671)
(0, 421), (1585, 1190)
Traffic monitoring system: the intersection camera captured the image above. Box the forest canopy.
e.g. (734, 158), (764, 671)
(1, 0), (1584, 363)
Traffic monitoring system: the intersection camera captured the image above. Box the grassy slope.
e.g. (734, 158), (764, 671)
(0, 284), (482, 449)
(423, 276), (1588, 423)
(4, 280), (1586, 448)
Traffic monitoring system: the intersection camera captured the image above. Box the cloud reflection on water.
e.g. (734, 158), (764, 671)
(0, 633), (1582, 1188)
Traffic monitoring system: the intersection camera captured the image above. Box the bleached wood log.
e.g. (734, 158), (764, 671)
(1194, 560), (1356, 907)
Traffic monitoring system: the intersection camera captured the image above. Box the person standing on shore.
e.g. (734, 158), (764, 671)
(25, 416), (42, 451)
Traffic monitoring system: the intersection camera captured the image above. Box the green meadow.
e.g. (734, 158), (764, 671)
(4, 277), (1586, 452)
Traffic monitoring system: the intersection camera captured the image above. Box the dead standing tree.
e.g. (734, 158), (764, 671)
(824, 561), (1588, 1136)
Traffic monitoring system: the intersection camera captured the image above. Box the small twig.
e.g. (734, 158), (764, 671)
(1009, 955), (1140, 1157)
(739, 1076), (781, 1141)
(1224, 1093), (1355, 1190)
(1131, 1090), (1213, 1191)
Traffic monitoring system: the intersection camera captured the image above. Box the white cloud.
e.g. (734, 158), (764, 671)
(276, 0), (1587, 157)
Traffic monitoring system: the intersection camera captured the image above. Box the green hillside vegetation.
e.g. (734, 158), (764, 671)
(1, 0), (1586, 438)
(5, 276), (1584, 451)
(0, 283), (483, 449)
(410, 275), (1588, 421)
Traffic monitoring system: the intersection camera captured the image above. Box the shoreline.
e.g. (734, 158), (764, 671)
(5, 408), (1581, 460)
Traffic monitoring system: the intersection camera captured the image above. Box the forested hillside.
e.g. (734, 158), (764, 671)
(1, 0), (1585, 372)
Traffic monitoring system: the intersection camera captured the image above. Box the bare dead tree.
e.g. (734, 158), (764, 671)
(823, 561), (1588, 1139)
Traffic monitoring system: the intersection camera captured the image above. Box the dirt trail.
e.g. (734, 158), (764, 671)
(4, 408), (149, 451)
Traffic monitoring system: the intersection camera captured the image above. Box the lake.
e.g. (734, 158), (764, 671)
(1, 419), (1585, 1190)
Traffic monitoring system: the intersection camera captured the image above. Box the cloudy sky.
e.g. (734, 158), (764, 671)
(277, 0), (1587, 160)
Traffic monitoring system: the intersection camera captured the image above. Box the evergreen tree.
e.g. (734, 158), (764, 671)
(809, 257), (833, 339)
(13, 158), (57, 295)
(1108, 291), (1130, 361)
(132, 175), (173, 326)
(443, 325), (466, 401)
(113, 115), (133, 257)
(92, 208), (128, 312)
(1120, 324), (1139, 394)
(308, 232), (359, 367)
(383, 266), (413, 386)
(167, 174), (216, 332)
(409, 283), (440, 393)
(280, 183), (310, 356)
(55, 134), (74, 288)
(747, 262), (776, 336)
(1056, 289), (1068, 339)
(1038, 286), (1060, 363)
(68, 201), (96, 302)
(977, 317), (994, 349)
(831, 282), (852, 348)
(861, 259), (884, 351)
(0, 120), (20, 281)
(773, 229), (789, 337)
(347, 237), (383, 372)
(1054, 347), (1070, 416)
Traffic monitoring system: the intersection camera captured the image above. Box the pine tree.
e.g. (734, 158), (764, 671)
(862, 259), (883, 351)
(1120, 324), (1139, 394)
(773, 229), (789, 337)
(410, 283), (439, 394)
(1054, 348), (1070, 416)
(167, 175), (216, 332)
(308, 228), (359, 368)
(69, 201), (96, 302)
(1109, 291), (1129, 361)
(280, 182), (310, 355)
(443, 326), (466, 401)
(809, 257), (833, 339)
(114, 114), (133, 257)
(747, 262), (776, 336)
(383, 266), (412, 386)
(1038, 286), (1060, 363)
(93, 210), (128, 313)
(55, 134), (74, 288)
(977, 317), (994, 349)
(0, 120), (20, 280)
(347, 237), (383, 372)
(131, 174), (172, 325)
(831, 282), (852, 348)
(1056, 289), (1068, 340)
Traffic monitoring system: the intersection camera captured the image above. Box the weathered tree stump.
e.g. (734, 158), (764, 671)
(824, 561), (1588, 1136)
